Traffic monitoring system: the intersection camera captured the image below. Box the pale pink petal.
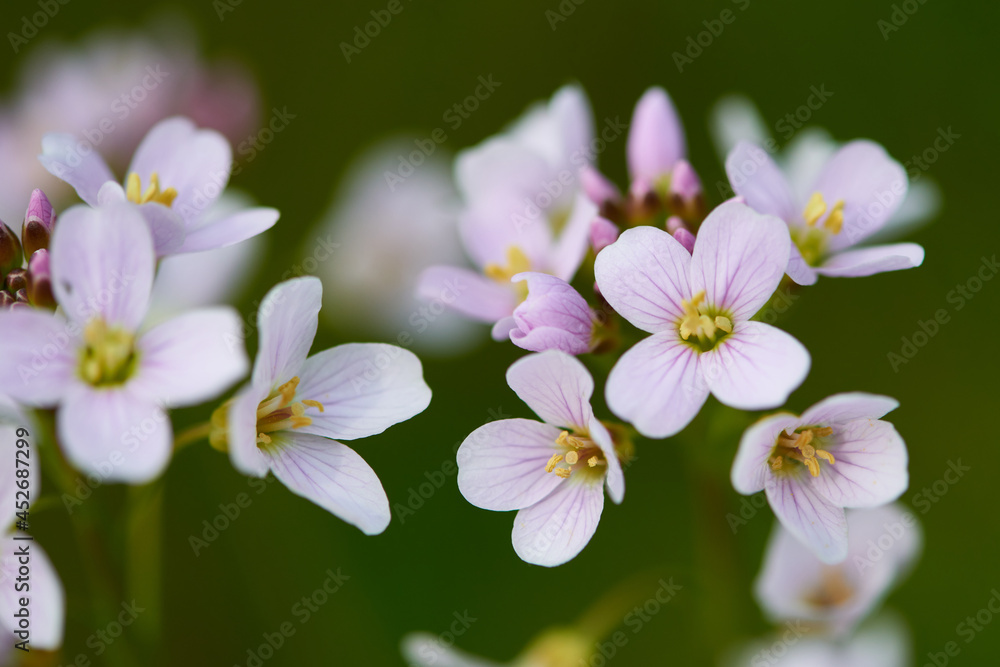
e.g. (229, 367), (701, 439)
(51, 203), (155, 329)
(58, 386), (171, 483)
(417, 266), (518, 324)
(226, 383), (270, 478)
(0, 537), (64, 650)
(811, 420), (908, 508)
(549, 84), (595, 168)
(491, 316), (517, 341)
(456, 418), (564, 512)
(0, 310), (75, 406)
(690, 201), (791, 321)
(786, 240), (819, 285)
(506, 350), (594, 430)
(38, 132), (115, 206)
(458, 201), (552, 272)
(252, 277), (321, 389)
(511, 476), (604, 567)
(765, 473), (848, 564)
(801, 393), (899, 426)
(589, 416), (624, 504)
(816, 243), (924, 278)
(703, 322), (810, 411)
(731, 413), (801, 495)
(263, 433), (390, 535)
(455, 138), (551, 205)
(132, 308), (249, 407)
(137, 203), (187, 256)
(725, 141), (798, 223)
(550, 192), (598, 281)
(401, 633), (502, 667)
(581, 166), (621, 206)
(175, 207), (279, 254)
(295, 344), (431, 441)
(627, 87), (686, 182)
(594, 226), (691, 333)
(605, 332), (708, 438)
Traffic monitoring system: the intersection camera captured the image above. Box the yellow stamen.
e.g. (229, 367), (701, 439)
(554, 468), (572, 479)
(770, 426), (836, 477)
(252, 376), (324, 446)
(125, 171), (178, 207)
(770, 455), (784, 471)
(824, 201), (845, 234)
(714, 316), (732, 333)
(302, 399), (325, 413)
(484, 246), (531, 283)
(587, 456), (599, 468)
(803, 192), (827, 226)
(256, 433), (272, 445)
(545, 454), (563, 473)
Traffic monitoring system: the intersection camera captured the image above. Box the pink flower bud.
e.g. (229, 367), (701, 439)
(590, 217), (620, 254)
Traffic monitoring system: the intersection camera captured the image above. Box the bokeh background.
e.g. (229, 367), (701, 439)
(2, 0), (997, 664)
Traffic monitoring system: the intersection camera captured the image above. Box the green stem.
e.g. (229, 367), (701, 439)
(172, 421), (213, 451)
(125, 481), (164, 660)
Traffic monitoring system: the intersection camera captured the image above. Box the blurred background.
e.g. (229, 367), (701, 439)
(1, 0), (996, 664)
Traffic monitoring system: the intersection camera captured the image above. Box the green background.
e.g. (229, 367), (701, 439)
(3, 0), (997, 665)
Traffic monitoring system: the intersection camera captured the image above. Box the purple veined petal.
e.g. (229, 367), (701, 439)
(605, 332), (708, 439)
(175, 207), (280, 254)
(295, 343), (431, 441)
(227, 383), (270, 478)
(731, 413), (801, 495)
(810, 420), (908, 509)
(51, 202), (156, 329)
(506, 350), (595, 429)
(589, 416), (624, 505)
(801, 392), (899, 426)
(417, 265), (518, 324)
(38, 132), (115, 206)
(812, 140), (908, 252)
(127, 117), (234, 224)
(262, 432), (390, 535)
(550, 192), (598, 282)
(456, 418), (564, 512)
(252, 277), (322, 389)
(627, 87), (686, 183)
(57, 385), (171, 483)
(137, 203), (187, 257)
(132, 308), (249, 407)
(725, 141), (798, 223)
(0, 536), (64, 650)
(702, 321), (810, 411)
(690, 201), (791, 321)
(491, 315), (517, 341)
(815, 243), (924, 278)
(786, 239), (819, 286)
(511, 475), (605, 567)
(593, 226), (692, 333)
(401, 633), (503, 667)
(764, 472), (849, 564)
(0, 310), (76, 406)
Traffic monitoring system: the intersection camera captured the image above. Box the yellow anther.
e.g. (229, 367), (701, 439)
(278, 377), (300, 405)
(770, 455), (784, 471)
(125, 171), (178, 207)
(484, 246), (532, 283)
(545, 454), (563, 473)
(565, 450), (580, 465)
(816, 450), (836, 465)
(554, 468), (572, 479)
(302, 399), (325, 413)
(803, 192), (827, 226)
(815, 427), (834, 437)
(256, 433), (272, 445)
(587, 456), (599, 467)
(794, 430), (814, 449)
(824, 201), (845, 234)
(714, 316), (732, 333)
(771, 427), (836, 477)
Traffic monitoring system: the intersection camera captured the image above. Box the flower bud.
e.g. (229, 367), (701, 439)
(580, 166), (620, 207)
(21, 189), (55, 257)
(510, 272), (595, 355)
(0, 220), (22, 277)
(590, 217), (619, 254)
(5, 268), (28, 294)
(28, 249), (55, 309)
(668, 159), (705, 222)
(0, 291), (13, 309)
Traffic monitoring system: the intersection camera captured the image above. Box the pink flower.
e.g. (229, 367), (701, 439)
(627, 87), (687, 190)
(732, 393), (909, 564)
(509, 272), (596, 355)
(595, 201), (810, 438)
(457, 351), (625, 566)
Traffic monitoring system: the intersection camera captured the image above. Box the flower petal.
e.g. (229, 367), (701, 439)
(295, 343), (431, 441)
(786, 240), (819, 286)
(812, 420), (908, 508)
(801, 392), (899, 426)
(263, 433), (390, 535)
(725, 141), (798, 223)
(58, 386), (171, 483)
(703, 322), (810, 411)
(765, 473), (848, 564)
(456, 418), (564, 512)
(132, 308), (248, 407)
(417, 266), (518, 324)
(0, 310), (75, 406)
(816, 243), (924, 278)
(594, 226), (691, 333)
(590, 416), (624, 504)
(690, 201), (791, 321)
(511, 476), (604, 567)
(731, 413), (801, 495)
(226, 383), (270, 478)
(38, 132), (115, 206)
(175, 207), (279, 254)
(401, 633), (502, 667)
(627, 87), (686, 182)
(506, 350), (594, 430)
(252, 277), (321, 389)
(137, 203), (187, 256)
(550, 192), (599, 282)
(605, 332), (708, 439)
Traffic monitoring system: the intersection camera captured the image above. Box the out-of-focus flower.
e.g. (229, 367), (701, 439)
(0, 425), (64, 649)
(732, 393), (909, 563)
(509, 272), (596, 355)
(418, 85), (599, 339)
(710, 94), (940, 245)
(0, 202), (248, 482)
(311, 139), (477, 354)
(40, 116), (279, 256)
(403, 626), (596, 667)
(595, 201), (810, 438)
(627, 87), (687, 195)
(755, 505), (920, 638)
(213, 277), (431, 535)
(0, 25), (260, 223)
(457, 351), (626, 566)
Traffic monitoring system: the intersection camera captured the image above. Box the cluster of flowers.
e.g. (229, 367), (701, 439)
(404, 84), (927, 665)
(0, 116), (433, 648)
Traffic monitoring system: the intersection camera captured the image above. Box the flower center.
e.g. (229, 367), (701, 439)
(678, 290), (732, 351)
(794, 192), (844, 266)
(768, 426), (836, 477)
(78, 319), (139, 386)
(126, 171), (178, 207)
(543, 430), (607, 481)
(252, 377), (325, 448)
(485, 245), (532, 284)
(803, 566), (854, 609)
